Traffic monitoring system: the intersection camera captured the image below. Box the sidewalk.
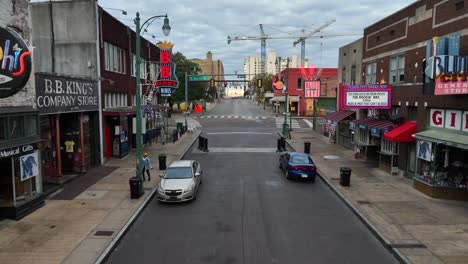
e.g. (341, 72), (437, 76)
(287, 129), (468, 264)
(0, 130), (201, 264)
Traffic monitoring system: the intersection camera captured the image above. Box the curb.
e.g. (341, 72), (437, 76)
(284, 139), (412, 264)
(94, 130), (202, 264)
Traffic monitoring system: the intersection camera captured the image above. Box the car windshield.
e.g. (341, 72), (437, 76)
(291, 155), (311, 164)
(164, 167), (193, 179)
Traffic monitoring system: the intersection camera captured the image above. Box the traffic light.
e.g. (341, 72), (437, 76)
(210, 78), (215, 88)
(257, 78), (262, 88)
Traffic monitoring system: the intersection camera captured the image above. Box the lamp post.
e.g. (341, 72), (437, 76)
(134, 12), (171, 182)
(282, 58), (290, 136)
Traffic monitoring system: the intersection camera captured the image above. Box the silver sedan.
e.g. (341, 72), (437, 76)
(157, 160), (202, 202)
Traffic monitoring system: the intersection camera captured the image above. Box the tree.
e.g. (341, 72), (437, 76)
(170, 52), (205, 108)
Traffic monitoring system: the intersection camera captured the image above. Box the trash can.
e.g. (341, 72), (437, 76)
(304, 142), (311, 154)
(172, 129), (179, 142)
(340, 167), (352, 186)
(177, 122), (183, 130)
(129, 177), (143, 199)
(158, 154), (167, 170)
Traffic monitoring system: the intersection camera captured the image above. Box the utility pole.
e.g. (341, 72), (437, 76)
(282, 58), (290, 136)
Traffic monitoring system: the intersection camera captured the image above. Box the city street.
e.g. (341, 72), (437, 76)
(105, 99), (398, 264)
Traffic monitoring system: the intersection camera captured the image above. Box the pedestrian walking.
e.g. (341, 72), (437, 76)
(142, 153), (153, 181)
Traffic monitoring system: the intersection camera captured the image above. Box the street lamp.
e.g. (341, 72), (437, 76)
(282, 58), (290, 136)
(134, 12), (171, 184)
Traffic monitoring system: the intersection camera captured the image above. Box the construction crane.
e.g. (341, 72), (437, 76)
(293, 18), (336, 66)
(227, 21), (362, 72)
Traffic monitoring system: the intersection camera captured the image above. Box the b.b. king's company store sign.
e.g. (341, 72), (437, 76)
(0, 27), (32, 99)
(35, 74), (99, 114)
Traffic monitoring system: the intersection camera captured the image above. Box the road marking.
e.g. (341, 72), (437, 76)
(195, 147), (277, 153)
(303, 119), (313, 128)
(206, 132), (274, 135)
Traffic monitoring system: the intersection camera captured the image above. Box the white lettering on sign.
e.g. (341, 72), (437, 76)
(346, 91), (389, 107)
(430, 109), (468, 132)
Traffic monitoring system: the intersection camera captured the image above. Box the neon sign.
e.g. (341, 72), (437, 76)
(0, 27), (32, 99)
(156, 41), (178, 96)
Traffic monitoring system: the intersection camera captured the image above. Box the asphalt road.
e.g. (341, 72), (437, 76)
(105, 99), (398, 264)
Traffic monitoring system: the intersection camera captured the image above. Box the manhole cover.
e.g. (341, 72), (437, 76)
(389, 243), (426, 249)
(323, 155), (340, 160)
(357, 200), (371, 205)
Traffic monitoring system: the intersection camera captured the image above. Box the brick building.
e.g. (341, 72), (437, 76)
(358, 0), (468, 199)
(0, 0), (44, 219)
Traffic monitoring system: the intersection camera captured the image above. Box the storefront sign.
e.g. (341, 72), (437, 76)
(160, 87), (174, 97)
(0, 144), (36, 158)
(430, 109), (468, 132)
(0, 27), (32, 99)
(426, 55), (468, 95)
(304, 81), (320, 98)
(340, 84), (392, 109)
(35, 74), (99, 114)
(156, 41), (179, 95)
(20, 151), (39, 181)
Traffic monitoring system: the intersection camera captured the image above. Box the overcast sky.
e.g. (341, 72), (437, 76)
(98, 0), (415, 74)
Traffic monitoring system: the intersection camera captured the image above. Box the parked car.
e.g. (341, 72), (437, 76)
(279, 152), (317, 181)
(157, 160), (202, 202)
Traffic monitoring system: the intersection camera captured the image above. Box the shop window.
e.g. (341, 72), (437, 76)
(0, 157), (13, 206)
(390, 54), (405, 84)
(0, 117), (6, 141)
(358, 128), (369, 145)
(382, 139), (398, 154)
(415, 142), (468, 189)
(351, 65), (356, 85)
(9, 116), (24, 139)
(24, 115), (38, 138)
(365, 62), (377, 84)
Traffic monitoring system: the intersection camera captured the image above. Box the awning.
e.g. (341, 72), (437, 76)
(269, 96), (300, 102)
(384, 122), (416, 143)
(325, 110), (355, 122)
(413, 129), (468, 150)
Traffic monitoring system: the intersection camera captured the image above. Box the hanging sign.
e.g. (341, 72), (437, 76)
(155, 41), (179, 95)
(0, 27), (32, 98)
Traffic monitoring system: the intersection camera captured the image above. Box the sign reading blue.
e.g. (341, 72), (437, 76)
(160, 87), (175, 97)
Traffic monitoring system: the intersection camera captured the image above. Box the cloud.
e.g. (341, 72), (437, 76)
(98, 0), (414, 73)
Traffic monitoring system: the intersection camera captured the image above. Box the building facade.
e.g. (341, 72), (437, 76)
(357, 0), (468, 200)
(0, 0), (44, 219)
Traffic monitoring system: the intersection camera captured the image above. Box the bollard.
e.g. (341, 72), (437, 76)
(277, 138), (282, 152)
(203, 137), (209, 152)
(198, 136), (204, 150)
(304, 142), (311, 154)
(280, 137), (286, 152)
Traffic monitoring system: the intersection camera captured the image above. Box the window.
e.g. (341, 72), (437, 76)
(297, 78), (302, 90)
(455, 0), (464, 10)
(408, 106), (417, 121)
(366, 62), (377, 84)
(390, 55), (405, 84)
(140, 58), (147, 79)
(382, 139), (398, 154)
(131, 54), (136, 77)
(150, 63), (158, 81)
(104, 42), (126, 74)
(9, 116), (24, 139)
(342, 67), (346, 84)
(351, 65), (357, 85)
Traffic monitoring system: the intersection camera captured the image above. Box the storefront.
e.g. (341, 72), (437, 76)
(412, 109), (468, 200)
(383, 121), (416, 175)
(103, 109), (133, 160)
(324, 110), (355, 148)
(0, 109), (44, 219)
(350, 118), (396, 161)
(35, 73), (100, 188)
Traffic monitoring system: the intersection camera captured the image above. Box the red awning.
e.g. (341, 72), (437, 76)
(384, 122), (416, 142)
(325, 110), (355, 122)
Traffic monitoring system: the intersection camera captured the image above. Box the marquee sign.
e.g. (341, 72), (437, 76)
(340, 84), (392, 109)
(35, 73), (99, 114)
(0, 27), (32, 99)
(304, 81), (320, 98)
(426, 55), (468, 95)
(156, 41), (178, 96)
